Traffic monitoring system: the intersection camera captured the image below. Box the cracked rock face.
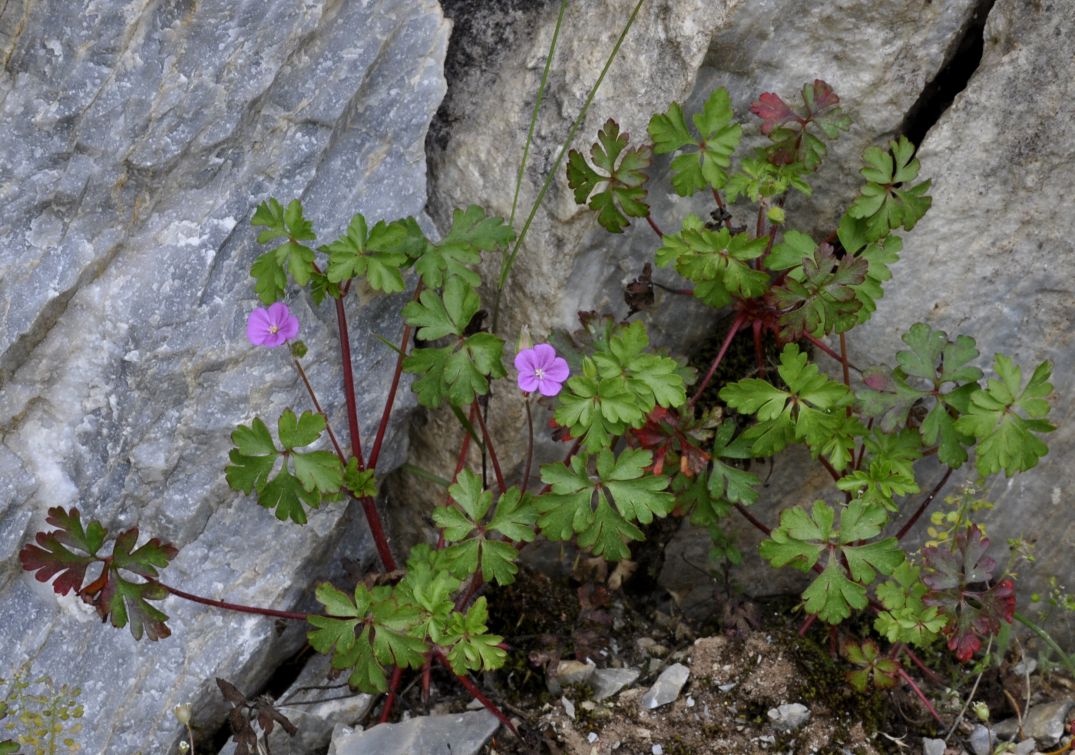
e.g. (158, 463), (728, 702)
(847, 0), (1075, 641)
(0, 1), (447, 750)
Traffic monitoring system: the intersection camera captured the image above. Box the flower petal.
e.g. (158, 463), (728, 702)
(517, 373), (540, 393)
(278, 311), (300, 341)
(514, 348), (537, 373)
(543, 356), (569, 383)
(267, 301), (291, 327)
(247, 308), (272, 346)
(531, 343), (556, 368)
(536, 379), (563, 397)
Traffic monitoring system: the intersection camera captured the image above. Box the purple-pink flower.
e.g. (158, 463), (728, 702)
(514, 343), (569, 397)
(247, 302), (299, 347)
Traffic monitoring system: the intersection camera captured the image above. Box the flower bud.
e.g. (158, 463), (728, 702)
(174, 702), (192, 725)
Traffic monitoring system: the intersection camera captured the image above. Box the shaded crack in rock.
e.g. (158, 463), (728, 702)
(900, 0), (997, 146)
(0, 240), (126, 385)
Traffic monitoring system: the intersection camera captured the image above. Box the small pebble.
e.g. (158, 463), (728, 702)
(921, 737), (946, 755)
(652, 746), (664, 755)
(587, 732), (598, 744)
(968, 724), (995, 755)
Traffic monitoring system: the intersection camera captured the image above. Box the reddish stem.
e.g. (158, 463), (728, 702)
(522, 399), (535, 493)
(153, 579), (307, 621)
(473, 400), (506, 494)
(379, 666), (404, 724)
(646, 214), (664, 238)
(292, 357), (345, 462)
(335, 297), (364, 468)
(688, 312), (747, 408)
(711, 188), (733, 231)
(798, 613), (817, 637)
(898, 667), (944, 724)
(838, 332), (852, 389)
(434, 652), (518, 736)
(368, 283), (424, 471)
(801, 333), (860, 372)
(360, 495), (397, 572)
(895, 467), (953, 541)
(732, 502), (771, 537)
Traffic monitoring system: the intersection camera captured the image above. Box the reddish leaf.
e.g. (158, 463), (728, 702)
(751, 92), (800, 135)
(20, 509), (179, 642)
(922, 526), (1016, 662)
(19, 507), (106, 596)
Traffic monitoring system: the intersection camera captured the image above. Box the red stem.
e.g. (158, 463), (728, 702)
(711, 188), (733, 231)
(898, 667), (944, 724)
(360, 495), (397, 572)
(379, 666), (404, 723)
(472, 400), (506, 494)
(434, 652), (518, 735)
(732, 502), (771, 537)
(292, 357), (345, 462)
(646, 214), (664, 238)
(688, 312), (747, 408)
(368, 283), (424, 471)
(895, 467), (953, 540)
(154, 579), (307, 621)
(335, 297), (364, 467)
(522, 399), (535, 493)
(801, 333), (860, 372)
(838, 332), (851, 389)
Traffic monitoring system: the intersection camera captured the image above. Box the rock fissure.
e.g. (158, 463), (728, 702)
(900, 0), (997, 146)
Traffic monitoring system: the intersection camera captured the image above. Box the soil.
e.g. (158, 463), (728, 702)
(382, 560), (1075, 755)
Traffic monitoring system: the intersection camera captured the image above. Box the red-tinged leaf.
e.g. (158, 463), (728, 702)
(751, 92), (799, 135)
(805, 79), (840, 116)
(19, 507), (107, 596)
(922, 527), (1016, 662)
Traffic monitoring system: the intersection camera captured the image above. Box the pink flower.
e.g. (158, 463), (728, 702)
(514, 343), (569, 397)
(247, 302), (299, 347)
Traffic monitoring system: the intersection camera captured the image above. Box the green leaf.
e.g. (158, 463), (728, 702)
(774, 242), (867, 337)
(308, 583), (427, 693)
(343, 459), (378, 498)
(766, 230), (816, 272)
(858, 324), (984, 467)
(554, 322), (685, 452)
(415, 206), (513, 288)
(324, 213), (410, 293)
(649, 88), (742, 196)
(567, 118), (652, 233)
(850, 235), (902, 322)
(402, 276), (480, 340)
(847, 136), (932, 241)
(874, 561), (947, 647)
(278, 409), (326, 450)
(803, 559), (868, 624)
(225, 418), (278, 493)
(536, 449), (672, 560)
(955, 356), (1054, 477)
(655, 215), (769, 306)
(292, 450), (344, 495)
(404, 332), (506, 408)
(721, 344), (857, 467)
(250, 198), (318, 299)
(18, 507), (107, 597)
(761, 499), (899, 625)
(707, 420), (761, 505)
(443, 597), (506, 674)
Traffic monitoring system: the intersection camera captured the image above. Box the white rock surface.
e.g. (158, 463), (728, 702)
(0, 1), (448, 750)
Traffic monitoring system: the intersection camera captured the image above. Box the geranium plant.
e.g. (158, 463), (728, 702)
(16, 4), (1056, 748)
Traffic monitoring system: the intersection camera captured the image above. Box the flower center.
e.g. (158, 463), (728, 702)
(269, 324), (279, 334)
(533, 367), (545, 380)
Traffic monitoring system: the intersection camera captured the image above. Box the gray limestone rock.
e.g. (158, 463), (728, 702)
(640, 662), (689, 710)
(591, 667), (641, 702)
(768, 702), (811, 732)
(922, 738), (947, 755)
(1022, 700), (1074, 749)
(846, 0), (1075, 639)
(330, 710), (500, 755)
(0, 0), (448, 751)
